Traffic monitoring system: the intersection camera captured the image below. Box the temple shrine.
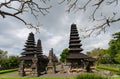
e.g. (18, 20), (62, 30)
(19, 32), (48, 77)
(18, 24), (95, 77)
(66, 24), (96, 72)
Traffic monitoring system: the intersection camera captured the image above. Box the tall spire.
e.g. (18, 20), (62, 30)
(67, 24), (89, 60)
(36, 39), (43, 55)
(69, 24), (83, 53)
(21, 32), (37, 55)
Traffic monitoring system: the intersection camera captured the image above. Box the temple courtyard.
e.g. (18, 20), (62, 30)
(0, 65), (79, 78)
(0, 64), (119, 78)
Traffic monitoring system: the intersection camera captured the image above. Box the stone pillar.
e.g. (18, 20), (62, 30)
(31, 54), (39, 77)
(19, 60), (25, 76)
(46, 48), (56, 74)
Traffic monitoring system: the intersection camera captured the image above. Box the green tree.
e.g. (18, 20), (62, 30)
(8, 56), (20, 68)
(87, 48), (109, 64)
(114, 52), (120, 64)
(101, 54), (113, 64)
(113, 32), (120, 40)
(87, 48), (102, 58)
(0, 49), (8, 59)
(107, 32), (120, 63)
(87, 32), (120, 64)
(0, 49), (20, 69)
(60, 48), (69, 63)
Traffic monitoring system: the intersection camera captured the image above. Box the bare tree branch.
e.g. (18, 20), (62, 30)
(0, 0), (51, 30)
(77, 0), (92, 11)
(60, 0), (120, 37)
(85, 17), (120, 37)
(92, 0), (104, 21)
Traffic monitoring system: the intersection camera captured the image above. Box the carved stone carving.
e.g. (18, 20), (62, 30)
(31, 54), (39, 77)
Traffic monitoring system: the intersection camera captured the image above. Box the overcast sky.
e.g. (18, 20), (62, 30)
(0, 0), (120, 58)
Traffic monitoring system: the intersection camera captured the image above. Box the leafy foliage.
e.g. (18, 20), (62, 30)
(87, 32), (120, 64)
(0, 49), (8, 58)
(0, 49), (20, 70)
(114, 53), (120, 63)
(101, 54), (113, 64)
(60, 48), (69, 62)
(108, 32), (120, 63)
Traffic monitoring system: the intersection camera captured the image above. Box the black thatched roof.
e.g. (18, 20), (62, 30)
(66, 53), (96, 62)
(19, 55), (33, 60)
(66, 53), (89, 59)
(19, 32), (48, 62)
(22, 32), (36, 55)
(19, 55), (48, 61)
(21, 51), (39, 55)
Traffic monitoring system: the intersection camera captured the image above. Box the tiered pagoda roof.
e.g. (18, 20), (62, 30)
(21, 32), (38, 55)
(67, 24), (89, 60)
(36, 39), (48, 61)
(19, 32), (48, 61)
(36, 39), (43, 55)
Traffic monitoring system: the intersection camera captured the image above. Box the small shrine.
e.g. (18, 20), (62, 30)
(19, 32), (48, 77)
(46, 48), (56, 74)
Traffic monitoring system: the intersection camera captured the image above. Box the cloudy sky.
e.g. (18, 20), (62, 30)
(0, 0), (120, 58)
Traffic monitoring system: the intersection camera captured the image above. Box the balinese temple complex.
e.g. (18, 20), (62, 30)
(66, 24), (96, 72)
(18, 24), (95, 77)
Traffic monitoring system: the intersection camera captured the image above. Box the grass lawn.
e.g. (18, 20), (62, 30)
(0, 68), (18, 74)
(111, 77), (120, 79)
(96, 65), (119, 72)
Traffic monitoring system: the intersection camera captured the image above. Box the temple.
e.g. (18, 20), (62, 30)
(18, 24), (95, 76)
(19, 32), (48, 77)
(66, 24), (95, 72)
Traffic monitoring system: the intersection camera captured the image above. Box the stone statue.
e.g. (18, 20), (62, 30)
(31, 54), (39, 77)
(19, 60), (25, 76)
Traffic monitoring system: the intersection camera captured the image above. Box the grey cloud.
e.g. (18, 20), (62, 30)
(0, 0), (120, 57)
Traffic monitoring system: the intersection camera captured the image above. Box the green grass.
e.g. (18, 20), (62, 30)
(0, 68), (18, 74)
(75, 73), (108, 79)
(96, 66), (119, 72)
(111, 77), (120, 79)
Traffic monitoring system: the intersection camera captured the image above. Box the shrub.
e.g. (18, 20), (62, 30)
(75, 73), (108, 79)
